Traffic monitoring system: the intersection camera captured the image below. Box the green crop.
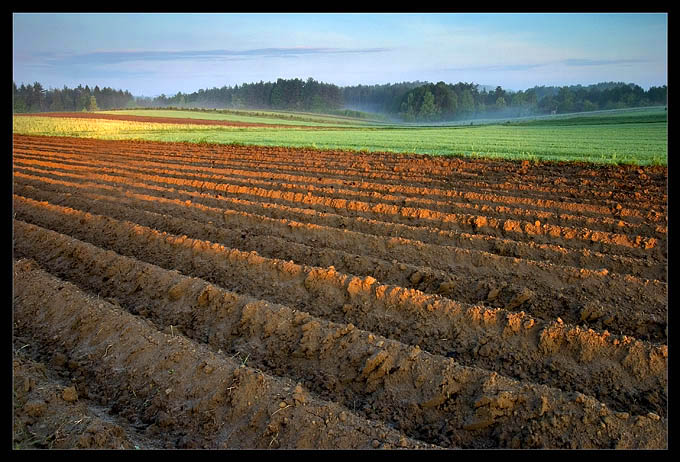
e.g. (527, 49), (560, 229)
(13, 108), (667, 166)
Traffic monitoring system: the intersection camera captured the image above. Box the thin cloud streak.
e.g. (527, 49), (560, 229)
(442, 57), (650, 73)
(12, 13), (666, 95)
(443, 63), (546, 73)
(26, 47), (393, 67)
(562, 58), (650, 67)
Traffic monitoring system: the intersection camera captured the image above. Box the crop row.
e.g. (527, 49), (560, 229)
(12, 135), (667, 448)
(12, 161), (662, 264)
(12, 199), (667, 416)
(13, 135), (668, 215)
(13, 180), (667, 340)
(13, 221), (668, 448)
(13, 258), (433, 449)
(13, 150), (666, 239)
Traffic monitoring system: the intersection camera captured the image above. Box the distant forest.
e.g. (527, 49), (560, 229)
(13, 82), (135, 113)
(14, 78), (667, 122)
(342, 81), (667, 121)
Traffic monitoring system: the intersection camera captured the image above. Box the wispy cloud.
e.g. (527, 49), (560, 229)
(13, 13), (666, 95)
(562, 58), (649, 67)
(443, 63), (546, 73)
(24, 47), (392, 67)
(441, 57), (649, 74)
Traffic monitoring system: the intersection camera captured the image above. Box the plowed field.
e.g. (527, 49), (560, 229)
(12, 133), (667, 449)
(15, 111), (321, 129)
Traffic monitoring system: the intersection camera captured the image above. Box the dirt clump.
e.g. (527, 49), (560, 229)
(12, 134), (667, 449)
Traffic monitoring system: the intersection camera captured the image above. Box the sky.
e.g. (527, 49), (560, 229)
(13, 13), (668, 97)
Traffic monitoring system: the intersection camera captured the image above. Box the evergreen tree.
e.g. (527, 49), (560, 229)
(460, 89), (475, 115)
(88, 95), (99, 112)
(418, 90), (439, 121)
(400, 93), (416, 121)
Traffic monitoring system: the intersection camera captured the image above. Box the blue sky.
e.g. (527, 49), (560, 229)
(13, 13), (667, 97)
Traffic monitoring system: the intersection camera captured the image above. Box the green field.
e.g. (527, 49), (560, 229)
(506, 106), (667, 126)
(104, 108), (379, 127)
(13, 107), (668, 166)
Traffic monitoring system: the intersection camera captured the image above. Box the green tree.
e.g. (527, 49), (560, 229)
(30, 82), (45, 112)
(400, 93), (417, 121)
(445, 90), (458, 118)
(13, 82), (28, 112)
(490, 86), (507, 108)
(231, 95), (243, 109)
(432, 82), (457, 118)
(524, 89), (538, 113)
(50, 93), (64, 112)
(88, 95), (99, 112)
(582, 100), (598, 112)
(269, 79), (285, 109)
(511, 91), (525, 107)
(460, 89), (475, 115)
(418, 89), (439, 121)
(302, 77), (320, 110)
(557, 87), (575, 113)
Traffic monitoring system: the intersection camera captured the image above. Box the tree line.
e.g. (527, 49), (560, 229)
(132, 79), (669, 121)
(391, 81), (668, 122)
(13, 82), (135, 113)
(14, 78), (666, 122)
(137, 77), (343, 112)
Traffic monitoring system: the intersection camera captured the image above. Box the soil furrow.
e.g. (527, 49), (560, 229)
(13, 152), (665, 239)
(12, 202), (668, 418)
(14, 149), (666, 239)
(14, 135), (667, 216)
(13, 163), (663, 259)
(13, 148), (667, 233)
(13, 131), (668, 187)
(12, 134), (668, 449)
(16, 134), (666, 204)
(12, 341), (157, 449)
(12, 225), (668, 448)
(14, 170), (666, 283)
(14, 258), (437, 449)
(13, 111), (319, 129)
(15, 180), (668, 338)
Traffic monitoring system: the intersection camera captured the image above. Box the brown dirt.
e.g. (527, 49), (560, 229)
(12, 134), (667, 449)
(13, 340), (158, 449)
(14, 111), (324, 129)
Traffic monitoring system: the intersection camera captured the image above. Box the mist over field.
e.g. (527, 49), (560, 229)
(13, 76), (667, 127)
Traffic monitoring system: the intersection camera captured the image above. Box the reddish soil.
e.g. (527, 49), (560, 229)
(12, 134), (667, 449)
(14, 112), (317, 129)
